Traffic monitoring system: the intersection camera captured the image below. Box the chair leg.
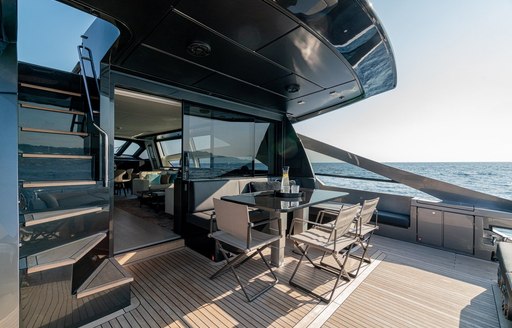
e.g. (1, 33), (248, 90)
(350, 231), (373, 277)
(211, 241), (278, 302)
(289, 242), (352, 303)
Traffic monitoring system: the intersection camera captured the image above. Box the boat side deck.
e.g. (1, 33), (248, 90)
(89, 236), (500, 328)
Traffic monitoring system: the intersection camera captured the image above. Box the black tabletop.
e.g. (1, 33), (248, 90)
(221, 189), (348, 212)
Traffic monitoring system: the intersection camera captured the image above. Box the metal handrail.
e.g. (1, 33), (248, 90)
(77, 36), (109, 188)
(315, 172), (398, 183)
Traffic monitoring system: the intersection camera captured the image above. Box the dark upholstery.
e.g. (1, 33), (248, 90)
(249, 181), (281, 192)
(497, 242), (512, 319)
(373, 211), (410, 228)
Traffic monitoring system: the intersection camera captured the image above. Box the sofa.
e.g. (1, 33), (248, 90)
(186, 177), (276, 230)
(132, 171), (177, 194)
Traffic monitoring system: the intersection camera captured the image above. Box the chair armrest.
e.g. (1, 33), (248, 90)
(288, 218), (334, 237)
(291, 217), (334, 228)
(251, 216), (279, 228)
(247, 217), (282, 248)
(315, 208), (339, 224)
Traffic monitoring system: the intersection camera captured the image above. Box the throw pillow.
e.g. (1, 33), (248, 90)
(250, 181), (281, 192)
(160, 174), (170, 184)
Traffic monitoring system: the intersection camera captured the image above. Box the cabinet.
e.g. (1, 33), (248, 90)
(417, 208), (443, 247)
(416, 206), (474, 254)
(443, 212), (474, 253)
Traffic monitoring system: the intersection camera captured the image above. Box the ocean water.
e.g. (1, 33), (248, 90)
(312, 162), (512, 201)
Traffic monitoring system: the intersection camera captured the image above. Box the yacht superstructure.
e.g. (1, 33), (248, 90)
(1, 1), (511, 327)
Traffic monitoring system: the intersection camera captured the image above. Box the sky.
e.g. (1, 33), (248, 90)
(18, 0), (512, 163)
(295, 0), (512, 162)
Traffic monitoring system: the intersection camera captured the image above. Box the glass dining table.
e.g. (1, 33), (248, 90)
(222, 189), (349, 267)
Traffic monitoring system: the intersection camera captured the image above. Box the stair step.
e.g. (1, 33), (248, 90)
(21, 153), (93, 160)
(20, 82), (82, 97)
(22, 180), (97, 188)
(24, 206), (103, 227)
(21, 127), (88, 137)
(19, 102), (85, 116)
(26, 232), (106, 274)
(76, 258), (133, 299)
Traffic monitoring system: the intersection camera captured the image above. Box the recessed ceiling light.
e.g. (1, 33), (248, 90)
(297, 100), (305, 105)
(187, 41), (211, 57)
(286, 84), (300, 93)
(115, 88), (181, 106)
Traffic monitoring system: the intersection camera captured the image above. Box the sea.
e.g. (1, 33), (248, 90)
(312, 162), (512, 202)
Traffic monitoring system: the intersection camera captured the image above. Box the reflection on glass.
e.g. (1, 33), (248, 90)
(275, 0), (396, 98)
(158, 138), (182, 167)
(183, 103), (276, 179)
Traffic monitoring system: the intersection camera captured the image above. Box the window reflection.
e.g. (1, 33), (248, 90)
(183, 103), (275, 179)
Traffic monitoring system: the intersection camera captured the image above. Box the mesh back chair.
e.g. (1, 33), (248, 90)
(121, 168), (133, 194)
(114, 169), (126, 196)
(288, 205), (360, 303)
(351, 197), (379, 277)
(209, 198), (281, 302)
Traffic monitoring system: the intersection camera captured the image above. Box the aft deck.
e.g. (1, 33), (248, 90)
(89, 236), (501, 328)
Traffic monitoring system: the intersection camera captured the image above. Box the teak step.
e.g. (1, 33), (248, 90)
(24, 206), (103, 227)
(20, 127), (88, 137)
(21, 153), (93, 160)
(26, 232), (106, 274)
(19, 102), (85, 116)
(19, 82), (82, 97)
(76, 258), (133, 299)
(22, 180), (97, 188)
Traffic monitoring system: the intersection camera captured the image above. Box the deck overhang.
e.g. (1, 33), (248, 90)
(60, 0), (396, 121)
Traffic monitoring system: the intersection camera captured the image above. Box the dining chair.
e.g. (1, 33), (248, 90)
(209, 198), (281, 302)
(114, 169), (126, 196)
(288, 204), (360, 303)
(351, 197), (379, 277)
(121, 168), (133, 194)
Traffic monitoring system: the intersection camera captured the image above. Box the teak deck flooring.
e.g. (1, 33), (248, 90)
(90, 236), (500, 328)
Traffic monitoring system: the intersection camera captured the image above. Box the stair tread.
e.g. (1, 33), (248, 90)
(21, 153), (92, 159)
(21, 127), (88, 137)
(22, 180), (97, 188)
(19, 102), (85, 116)
(24, 206), (103, 227)
(76, 258), (133, 299)
(27, 232), (106, 274)
(19, 82), (82, 97)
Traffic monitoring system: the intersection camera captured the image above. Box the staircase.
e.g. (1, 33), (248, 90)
(18, 62), (133, 328)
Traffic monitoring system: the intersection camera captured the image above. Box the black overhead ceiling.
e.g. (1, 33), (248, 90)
(62, 0), (396, 121)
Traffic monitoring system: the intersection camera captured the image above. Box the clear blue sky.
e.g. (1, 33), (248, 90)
(18, 0), (512, 162)
(295, 0), (512, 162)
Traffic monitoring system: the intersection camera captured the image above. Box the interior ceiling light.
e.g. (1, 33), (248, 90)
(187, 41), (211, 57)
(115, 88), (181, 106)
(286, 84), (300, 93)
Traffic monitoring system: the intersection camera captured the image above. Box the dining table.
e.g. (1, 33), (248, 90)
(221, 189), (349, 267)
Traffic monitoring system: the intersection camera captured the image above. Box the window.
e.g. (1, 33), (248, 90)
(123, 142), (140, 156)
(183, 103), (276, 179)
(158, 139), (182, 167)
(114, 139), (126, 154)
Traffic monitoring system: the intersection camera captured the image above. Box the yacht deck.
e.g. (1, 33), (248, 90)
(89, 236), (501, 328)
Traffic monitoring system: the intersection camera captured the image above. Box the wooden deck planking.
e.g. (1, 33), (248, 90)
(323, 236), (499, 328)
(145, 256), (260, 327)
(149, 249), (290, 327)
(93, 235), (499, 328)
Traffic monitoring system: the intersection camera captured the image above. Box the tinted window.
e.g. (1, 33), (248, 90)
(183, 103), (276, 179)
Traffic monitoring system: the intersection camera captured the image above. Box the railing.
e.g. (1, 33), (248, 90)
(315, 172), (398, 183)
(77, 36), (109, 188)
